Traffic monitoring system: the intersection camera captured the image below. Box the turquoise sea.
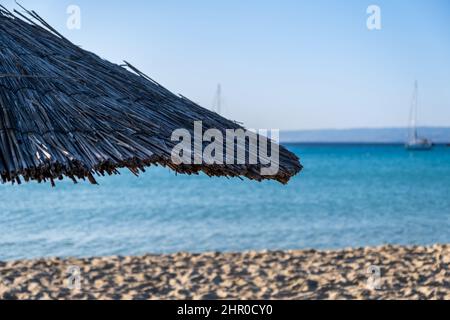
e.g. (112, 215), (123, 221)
(0, 144), (449, 261)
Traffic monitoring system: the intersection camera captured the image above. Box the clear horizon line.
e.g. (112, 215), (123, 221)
(281, 126), (450, 132)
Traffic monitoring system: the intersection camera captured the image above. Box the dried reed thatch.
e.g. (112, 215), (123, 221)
(0, 5), (302, 186)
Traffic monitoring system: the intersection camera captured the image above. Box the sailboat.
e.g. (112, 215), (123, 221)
(405, 81), (433, 151)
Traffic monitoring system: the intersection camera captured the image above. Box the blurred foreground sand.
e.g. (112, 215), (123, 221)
(0, 245), (448, 300)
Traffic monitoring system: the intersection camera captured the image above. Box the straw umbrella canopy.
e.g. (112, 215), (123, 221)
(0, 5), (302, 186)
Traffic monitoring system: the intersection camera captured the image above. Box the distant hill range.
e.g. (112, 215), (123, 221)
(281, 127), (450, 144)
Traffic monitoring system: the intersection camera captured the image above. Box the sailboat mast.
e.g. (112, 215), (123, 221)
(410, 81), (419, 141)
(216, 84), (222, 115)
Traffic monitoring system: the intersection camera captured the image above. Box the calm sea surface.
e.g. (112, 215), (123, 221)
(0, 145), (449, 261)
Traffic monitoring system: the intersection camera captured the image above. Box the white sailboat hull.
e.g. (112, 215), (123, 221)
(405, 139), (433, 151)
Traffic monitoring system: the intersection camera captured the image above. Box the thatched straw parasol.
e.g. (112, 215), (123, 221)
(0, 5), (302, 186)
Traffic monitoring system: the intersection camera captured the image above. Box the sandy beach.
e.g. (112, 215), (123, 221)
(0, 245), (448, 300)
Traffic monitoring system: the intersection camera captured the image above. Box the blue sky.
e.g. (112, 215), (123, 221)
(2, 0), (450, 130)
